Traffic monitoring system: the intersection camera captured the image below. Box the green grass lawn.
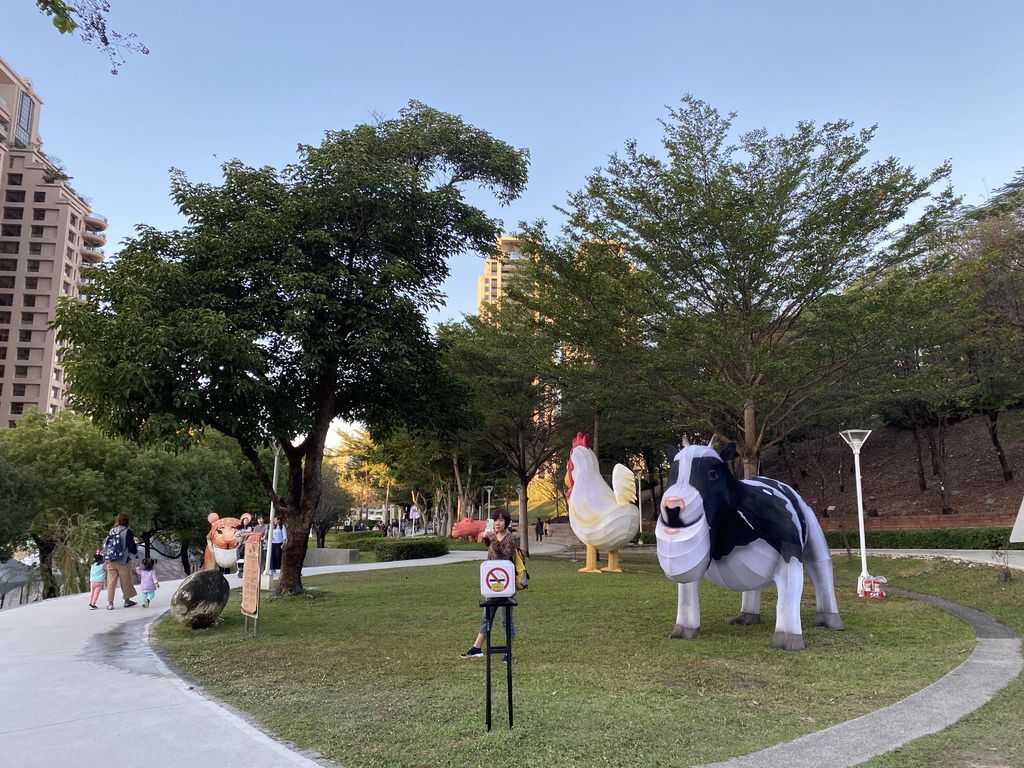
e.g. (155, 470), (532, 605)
(153, 555), (1022, 768)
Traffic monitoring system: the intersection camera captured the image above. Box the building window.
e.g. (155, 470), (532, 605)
(67, 230), (75, 243)
(33, 191), (45, 203)
(70, 214), (79, 227)
(14, 366), (27, 378)
(0, 277), (13, 289)
(16, 348), (29, 360)
(0, 261), (15, 272)
(32, 209), (45, 221)
(20, 312), (33, 324)
(5, 191), (26, 203)
(26, 260), (39, 273)
(12, 384), (25, 396)
(63, 282), (73, 296)
(24, 278), (37, 289)
(0, 313), (9, 325)
(0, 243), (17, 254)
(1, 225), (21, 237)
(28, 243), (41, 255)
(10, 402), (24, 415)
(6, 173), (23, 186)
(15, 93), (34, 148)
(22, 295), (35, 307)
(0, 348), (6, 360)
(3, 207), (24, 220)
(0, 295), (11, 306)
(30, 226), (43, 238)
(0, 330), (7, 342)
(18, 330), (31, 342)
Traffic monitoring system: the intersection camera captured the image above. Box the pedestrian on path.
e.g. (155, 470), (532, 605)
(534, 518), (544, 543)
(103, 513), (138, 610)
(88, 552), (105, 610)
(136, 558), (160, 608)
(270, 520), (287, 575)
(461, 509), (521, 661)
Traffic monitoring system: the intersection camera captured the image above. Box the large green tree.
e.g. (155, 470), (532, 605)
(564, 96), (956, 476)
(56, 103), (528, 593)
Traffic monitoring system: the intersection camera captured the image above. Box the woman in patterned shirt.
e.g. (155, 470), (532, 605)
(460, 509), (520, 660)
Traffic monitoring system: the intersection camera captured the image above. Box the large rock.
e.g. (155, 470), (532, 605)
(170, 570), (230, 629)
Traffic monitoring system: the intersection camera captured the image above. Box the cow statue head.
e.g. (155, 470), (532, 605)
(656, 440), (738, 583)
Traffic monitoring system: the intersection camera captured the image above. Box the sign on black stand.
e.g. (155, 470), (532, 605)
(478, 560), (517, 730)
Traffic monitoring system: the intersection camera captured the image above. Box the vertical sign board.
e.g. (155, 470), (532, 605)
(241, 533), (261, 621)
(1011, 496), (1024, 544)
(480, 560), (516, 599)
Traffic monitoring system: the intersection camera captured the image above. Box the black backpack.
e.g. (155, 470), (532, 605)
(101, 528), (126, 562)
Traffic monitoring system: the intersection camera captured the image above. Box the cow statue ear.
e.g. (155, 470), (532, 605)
(719, 442), (738, 462)
(663, 444), (678, 463)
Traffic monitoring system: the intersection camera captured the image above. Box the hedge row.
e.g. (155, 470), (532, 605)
(374, 536), (450, 562)
(824, 526), (1024, 551)
(332, 531), (386, 551)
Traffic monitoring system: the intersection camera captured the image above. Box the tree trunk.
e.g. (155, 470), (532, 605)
(924, 421), (954, 514)
(315, 529), (326, 548)
(925, 422), (941, 477)
(518, 480), (530, 558)
(986, 410), (1013, 481)
(180, 544), (192, 576)
(838, 450), (845, 494)
(911, 425), (928, 491)
(741, 399), (758, 479)
(32, 536), (59, 599)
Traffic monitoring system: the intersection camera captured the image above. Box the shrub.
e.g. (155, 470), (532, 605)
(332, 531), (386, 551)
(631, 531), (656, 545)
(374, 537), (449, 562)
(824, 526), (1024, 551)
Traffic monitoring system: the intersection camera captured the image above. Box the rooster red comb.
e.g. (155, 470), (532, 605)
(571, 432), (591, 449)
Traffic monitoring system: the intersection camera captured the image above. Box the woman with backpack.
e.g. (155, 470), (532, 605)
(103, 513), (139, 610)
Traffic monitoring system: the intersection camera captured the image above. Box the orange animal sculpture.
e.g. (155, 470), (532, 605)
(451, 516), (488, 542)
(203, 512), (251, 570)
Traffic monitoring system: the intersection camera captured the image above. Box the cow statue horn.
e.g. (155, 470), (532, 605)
(707, 433), (717, 447)
(681, 435), (691, 447)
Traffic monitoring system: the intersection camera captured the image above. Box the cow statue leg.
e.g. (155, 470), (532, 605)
(771, 558), (805, 651)
(601, 549), (623, 573)
(730, 590), (762, 625)
(802, 508), (844, 630)
(669, 581), (701, 639)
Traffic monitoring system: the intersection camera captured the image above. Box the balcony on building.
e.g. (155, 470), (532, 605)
(84, 212), (108, 232)
(80, 246), (105, 263)
(82, 229), (106, 247)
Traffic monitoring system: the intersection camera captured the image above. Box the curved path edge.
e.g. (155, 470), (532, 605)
(695, 588), (1023, 768)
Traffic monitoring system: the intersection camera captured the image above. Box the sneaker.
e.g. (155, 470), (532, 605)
(106, 604), (114, 610)
(124, 600), (137, 608)
(89, 604), (97, 610)
(460, 647), (483, 659)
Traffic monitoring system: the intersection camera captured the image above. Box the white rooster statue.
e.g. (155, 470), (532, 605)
(566, 432), (641, 573)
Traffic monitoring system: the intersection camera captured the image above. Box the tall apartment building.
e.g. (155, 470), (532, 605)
(476, 235), (523, 316)
(0, 57), (106, 426)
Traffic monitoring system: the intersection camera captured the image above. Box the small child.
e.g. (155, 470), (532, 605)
(88, 552), (106, 610)
(136, 558), (160, 608)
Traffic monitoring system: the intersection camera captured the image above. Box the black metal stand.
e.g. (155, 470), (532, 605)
(480, 596), (516, 730)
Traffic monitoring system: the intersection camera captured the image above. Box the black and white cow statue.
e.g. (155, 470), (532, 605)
(656, 440), (843, 650)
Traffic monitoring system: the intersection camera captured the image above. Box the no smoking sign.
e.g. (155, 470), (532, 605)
(480, 560), (516, 598)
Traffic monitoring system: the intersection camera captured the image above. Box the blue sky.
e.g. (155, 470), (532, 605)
(5, 1), (1024, 323)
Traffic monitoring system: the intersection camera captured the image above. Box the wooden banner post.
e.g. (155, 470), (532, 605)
(241, 533), (261, 636)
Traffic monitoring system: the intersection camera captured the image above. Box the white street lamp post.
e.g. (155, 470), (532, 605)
(484, 486), (494, 520)
(262, 443), (282, 589)
(840, 429), (872, 596)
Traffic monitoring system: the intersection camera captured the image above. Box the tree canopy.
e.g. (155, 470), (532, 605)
(56, 103), (529, 592)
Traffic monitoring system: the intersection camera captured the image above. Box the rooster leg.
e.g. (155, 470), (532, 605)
(577, 544), (601, 574)
(600, 550), (623, 573)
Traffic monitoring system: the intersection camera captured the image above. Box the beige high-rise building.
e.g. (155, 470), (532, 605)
(0, 57), (106, 426)
(476, 235), (523, 316)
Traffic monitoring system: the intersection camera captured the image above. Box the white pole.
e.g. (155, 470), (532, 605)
(485, 486), (493, 519)
(262, 444), (281, 587)
(853, 446), (869, 593)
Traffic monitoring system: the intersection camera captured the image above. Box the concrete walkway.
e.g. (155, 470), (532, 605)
(0, 545), (1019, 768)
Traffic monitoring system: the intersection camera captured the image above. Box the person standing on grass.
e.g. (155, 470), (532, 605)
(270, 520), (287, 575)
(88, 552), (105, 609)
(461, 509), (521, 661)
(104, 513), (138, 610)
